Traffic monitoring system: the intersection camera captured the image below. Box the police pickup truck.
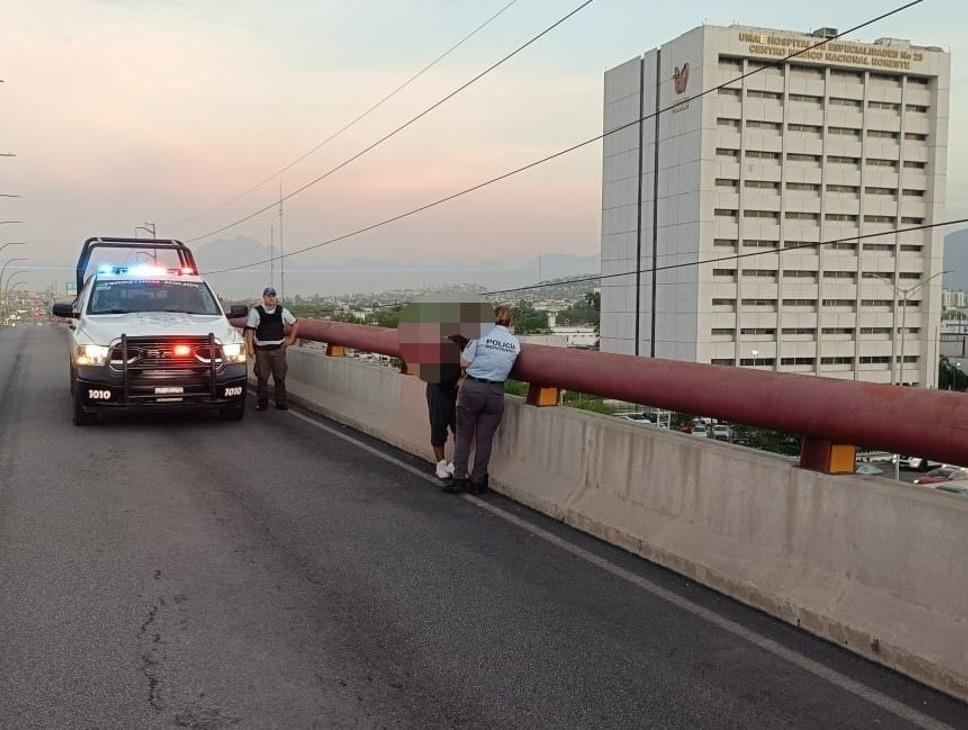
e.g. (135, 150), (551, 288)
(52, 237), (249, 425)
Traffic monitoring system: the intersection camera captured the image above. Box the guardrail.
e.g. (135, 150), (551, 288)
(233, 317), (968, 472)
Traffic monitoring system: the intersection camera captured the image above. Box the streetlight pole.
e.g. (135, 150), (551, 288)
(3, 281), (27, 322)
(0, 257), (28, 294)
(2, 273), (27, 321)
(0, 241), (26, 259)
(4, 270), (26, 294)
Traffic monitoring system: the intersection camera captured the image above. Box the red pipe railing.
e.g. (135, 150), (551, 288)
(233, 317), (968, 468)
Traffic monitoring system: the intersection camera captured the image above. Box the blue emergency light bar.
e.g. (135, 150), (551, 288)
(97, 264), (195, 277)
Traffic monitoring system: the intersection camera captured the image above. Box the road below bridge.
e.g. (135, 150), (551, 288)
(0, 325), (965, 729)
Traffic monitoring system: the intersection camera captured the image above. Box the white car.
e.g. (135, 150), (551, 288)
(620, 412), (658, 426)
(53, 238), (249, 425)
(893, 455), (935, 472)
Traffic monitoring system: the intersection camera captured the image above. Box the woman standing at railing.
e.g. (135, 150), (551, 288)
(446, 305), (520, 495)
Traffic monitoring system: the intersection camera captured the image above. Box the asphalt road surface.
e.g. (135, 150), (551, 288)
(1, 325), (966, 729)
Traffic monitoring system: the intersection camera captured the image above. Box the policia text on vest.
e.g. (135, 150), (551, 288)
(244, 288), (299, 411)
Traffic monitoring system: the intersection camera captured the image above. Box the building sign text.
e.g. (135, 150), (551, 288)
(738, 32), (924, 71)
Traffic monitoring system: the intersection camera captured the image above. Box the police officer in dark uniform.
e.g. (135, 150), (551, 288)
(244, 287), (298, 411)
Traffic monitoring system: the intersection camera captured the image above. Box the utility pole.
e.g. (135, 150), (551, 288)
(135, 223), (158, 262)
(269, 224), (275, 289)
(279, 180), (285, 302)
(872, 269), (948, 480)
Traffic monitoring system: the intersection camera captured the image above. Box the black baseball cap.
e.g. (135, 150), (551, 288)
(263, 287), (277, 297)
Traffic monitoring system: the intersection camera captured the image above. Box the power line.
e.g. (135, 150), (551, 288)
(485, 217), (968, 296)
(185, 0), (596, 244)
(29, 220), (964, 315)
(162, 0), (520, 228)
(226, 217), (966, 313)
(204, 0), (924, 276)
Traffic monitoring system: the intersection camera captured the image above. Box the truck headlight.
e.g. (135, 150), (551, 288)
(75, 344), (110, 366)
(221, 343), (246, 363)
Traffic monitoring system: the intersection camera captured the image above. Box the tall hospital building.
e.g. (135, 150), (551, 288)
(600, 25), (950, 386)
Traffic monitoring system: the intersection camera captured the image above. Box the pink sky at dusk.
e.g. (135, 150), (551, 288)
(2, 0), (965, 293)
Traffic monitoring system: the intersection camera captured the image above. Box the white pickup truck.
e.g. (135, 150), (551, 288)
(52, 237), (249, 425)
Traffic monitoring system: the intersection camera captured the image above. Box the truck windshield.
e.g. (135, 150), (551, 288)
(87, 279), (221, 316)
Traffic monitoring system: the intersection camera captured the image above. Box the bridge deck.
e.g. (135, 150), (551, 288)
(0, 327), (964, 728)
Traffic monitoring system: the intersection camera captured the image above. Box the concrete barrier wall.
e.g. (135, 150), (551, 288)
(276, 347), (968, 701)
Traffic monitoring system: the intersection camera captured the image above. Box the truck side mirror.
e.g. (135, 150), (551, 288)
(226, 305), (248, 319)
(52, 302), (75, 318)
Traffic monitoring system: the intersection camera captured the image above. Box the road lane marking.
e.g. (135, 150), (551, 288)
(286, 407), (953, 730)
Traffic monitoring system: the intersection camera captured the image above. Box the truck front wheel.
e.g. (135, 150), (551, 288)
(219, 401), (245, 421)
(72, 379), (98, 426)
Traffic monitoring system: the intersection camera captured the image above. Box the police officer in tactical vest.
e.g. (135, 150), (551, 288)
(245, 287), (299, 411)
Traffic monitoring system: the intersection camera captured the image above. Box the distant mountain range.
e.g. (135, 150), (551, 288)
(944, 228), (968, 290)
(193, 236), (600, 298)
(191, 227), (968, 298)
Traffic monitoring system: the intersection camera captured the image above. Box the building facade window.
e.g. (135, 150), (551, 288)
(827, 184), (859, 193)
(746, 150), (781, 160)
(828, 97), (862, 110)
(745, 180), (780, 190)
(748, 89), (782, 100)
(788, 182), (821, 192)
